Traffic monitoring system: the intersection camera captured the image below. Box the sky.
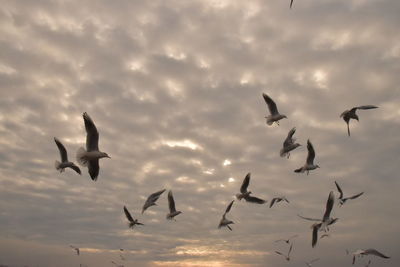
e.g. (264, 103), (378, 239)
(0, 0), (399, 266)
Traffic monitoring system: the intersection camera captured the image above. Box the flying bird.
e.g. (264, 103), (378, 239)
(275, 244), (293, 261)
(70, 245), (80, 255)
(236, 173), (267, 204)
(76, 112), (110, 181)
(280, 127), (301, 158)
(294, 139), (320, 175)
(274, 235), (298, 244)
(54, 138), (81, 175)
(111, 261), (124, 267)
(305, 258), (319, 266)
(123, 206), (144, 228)
(262, 93), (287, 126)
(166, 190), (182, 220)
(351, 249), (390, 265)
(142, 189), (166, 214)
(218, 200), (235, 231)
(270, 197), (290, 208)
(298, 192), (338, 247)
(335, 181), (364, 206)
(340, 105), (378, 136)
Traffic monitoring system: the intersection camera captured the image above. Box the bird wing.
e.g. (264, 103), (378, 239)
(323, 191), (335, 221)
(346, 192), (364, 200)
(88, 159), (99, 181)
(306, 140), (316, 165)
(262, 93), (279, 116)
(297, 214), (320, 222)
(225, 200), (234, 214)
(283, 127), (296, 147)
(312, 223), (321, 248)
(288, 234), (298, 240)
(290, 0), (294, 9)
(123, 206), (134, 222)
(83, 112), (99, 152)
(288, 244), (293, 256)
(364, 249), (390, 258)
(70, 165), (82, 175)
(54, 137), (68, 162)
(356, 105), (378, 110)
(149, 189), (166, 202)
(168, 190), (176, 213)
(275, 251), (284, 256)
(310, 258), (320, 263)
(244, 195), (266, 204)
(270, 198), (277, 208)
(240, 173), (251, 193)
(334, 181), (343, 199)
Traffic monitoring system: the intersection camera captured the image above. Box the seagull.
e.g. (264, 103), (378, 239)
(54, 138), (81, 175)
(270, 197), (290, 208)
(280, 127), (301, 158)
(290, 0), (294, 9)
(76, 112), (110, 181)
(70, 245), (80, 255)
(274, 235), (298, 244)
(166, 190), (182, 220)
(335, 181), (364, 206)
(305, 258), (319, 266)
(294, 139), (320, 175)
(262, 93), (287, 126)
(218, 200), (235, 231)
(340, 105), (378, 136)
(142, 189), (166, 214)
(275, 243), (293, 261)
(298, 192), (338, 247)
(351, 249), (390, 265)
(236, 173), (267, 204)
(123, 206), (144, 228)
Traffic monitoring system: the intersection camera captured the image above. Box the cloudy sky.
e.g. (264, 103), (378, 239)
(0, 0), (399, 266)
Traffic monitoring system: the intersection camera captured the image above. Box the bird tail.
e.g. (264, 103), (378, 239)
(55, 160), (63, 172)
(76, 147), (88, 166)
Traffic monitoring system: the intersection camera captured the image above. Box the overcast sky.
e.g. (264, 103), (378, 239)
(0, 0), (399, 266)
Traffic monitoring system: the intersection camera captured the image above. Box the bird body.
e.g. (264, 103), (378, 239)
(340, 105), (378, 136)
(236, 173), (267, 204)
(262, 93), (287, 126)
(166, 190), (182, 220)
(218, 200), (235, 230)
(123, 206), (144, 228)
(351, 249), (390, 265)
(54, 138), (81, 175)
(294, 139), (319, 175)
(280, 127), (301, 158)
(142, 189), (166, 214)
(76, 112), (110, 181)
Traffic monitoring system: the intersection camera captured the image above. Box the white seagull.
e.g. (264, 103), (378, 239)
(76, 112), (110, 181)
(218, 200), (235, 231)
(123, 206), (144, 229)
(340, 105), (378, 136)
(274, 235), (298, 244)
(166, 190), (182, 220)
(294, 139), (320, 175)
(298, 191), (338, 247)
(262, 93), (287, 126)
(305, 258), (319, 266)
(54, 138), (81, 175)
(236, 173), (267, 204)
(335, 181), (364, 206)
(351, 249), (390, 265)
(270, 196), (290, 208)
(70, 245), (80, 255)
(142, 189), (166, 214)
(280, 127), (301, 158)
(275, 243), (293, 261)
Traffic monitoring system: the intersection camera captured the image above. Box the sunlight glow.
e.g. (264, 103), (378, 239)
(163, 139), (201, 150)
